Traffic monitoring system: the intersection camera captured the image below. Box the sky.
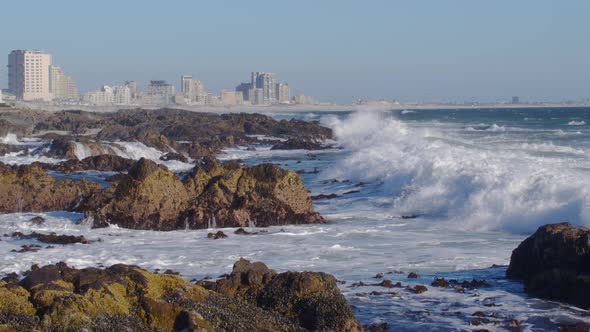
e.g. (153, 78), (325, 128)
(1, 0), (589, 104)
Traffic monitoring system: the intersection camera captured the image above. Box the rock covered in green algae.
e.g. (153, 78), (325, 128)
(202, 258), (362, 332)
(0, 260), (360, 332)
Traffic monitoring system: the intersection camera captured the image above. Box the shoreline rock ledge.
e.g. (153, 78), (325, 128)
(0, 259), (361, 331)
(83, 157), (324, 230)
(507, 222), (590, 309)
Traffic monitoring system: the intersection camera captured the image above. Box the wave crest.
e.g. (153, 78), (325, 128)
(324, 111), (590, 233)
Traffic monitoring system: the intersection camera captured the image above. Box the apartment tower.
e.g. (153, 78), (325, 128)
(8, 50), (53, 101)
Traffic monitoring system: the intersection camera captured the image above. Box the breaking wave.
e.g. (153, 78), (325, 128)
(323, 111), (590, 233)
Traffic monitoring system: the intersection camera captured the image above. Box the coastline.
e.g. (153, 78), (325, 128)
(5, 101), (590, 114)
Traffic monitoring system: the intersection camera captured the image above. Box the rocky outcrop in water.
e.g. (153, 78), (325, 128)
(507, 223), (590, 309)
(182, 158), (324, 229)
(86, 158), (190, 230)
(83, 158), (323, 230)
(42, 154), (136, 172)
(0, 163), (101, 213)
(0, 260), (360, 331)
(34, 109), (332, 160)
(201, 258), (361, 332)
(271, 137), (329, 150)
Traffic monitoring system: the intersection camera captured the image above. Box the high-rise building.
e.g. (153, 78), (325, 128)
(114, 85), (131, 105)
(220, 90), (243, 105)
(125, 81), (139, 100)
(235, 82), (252, 102)
(512, 96), (520, 104)
(180, 75), (207, 103)
(146, 80), (176, 104)
(254, 72), (276, 104)
(49, 66), (78, 100)
(8, 50), (53, 101)
(276, 83), (290, 103)
(253, 88), (264, 105)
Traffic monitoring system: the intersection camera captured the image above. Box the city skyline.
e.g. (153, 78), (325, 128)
(1, 0), (590, 103)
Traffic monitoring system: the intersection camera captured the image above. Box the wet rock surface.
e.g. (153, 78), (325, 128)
(0, 163), (101, 213)
(40, 154), (136, 172)
(83, 158), (324, 230)
(11, 232), (90, 245)
(34, 109), (332, 159)
(507, 223), (590, 309)
(0, 259), (360, 331)
(201, 258), (362, 332)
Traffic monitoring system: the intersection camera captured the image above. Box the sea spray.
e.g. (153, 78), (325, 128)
(322, 111), (590, 233)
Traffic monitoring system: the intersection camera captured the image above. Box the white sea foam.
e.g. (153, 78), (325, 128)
(322, 111), (590, 233)
(0, 212), (585, 330)
(568, 120), (586, 126)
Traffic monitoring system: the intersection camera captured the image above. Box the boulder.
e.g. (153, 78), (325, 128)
(0, 163), (101, 213)
(82, 157), (324, 231)
(0, 260), (359, 331)
(160, 152), (188, 163)
(507, 223), (590, 309)
(203, 258), (362, 332)
(183, 158), (324, 229)
(86, 158), (190, 230)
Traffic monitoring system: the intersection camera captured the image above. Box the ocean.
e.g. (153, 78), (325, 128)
(2, 107), (590, 330)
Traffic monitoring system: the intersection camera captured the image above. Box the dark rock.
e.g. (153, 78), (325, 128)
(204, 258), (361, 331)
(310, 193), (340, 200)
(234, 228), (254, 235)
(160, 152), (188, 163)
(409, 285), (428, 294)
(11, 232), (90, 245)
(407, 272), (420, 279)
(366, 322), (389, 332)
(507, 223), (590, 309)
(207, 231), (228, 239)
(431, 277), (450, 288)
(29, 216), (46, 225)
(271, 138), (327, 151)
(373, 273), (384, 279)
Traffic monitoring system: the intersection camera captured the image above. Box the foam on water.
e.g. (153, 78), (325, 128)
(0, 151), (64, 165)
(322, 111), (590, 234)
(0, 212), (586, 330)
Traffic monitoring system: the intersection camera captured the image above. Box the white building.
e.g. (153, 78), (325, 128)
(113, 85), (131, 105)
(50, 66), (78, 100)
(276, 83), (290, 103)
(83, 86), (114, 105)
(181, 75), (207, 103)
(8, 50), (53, 101)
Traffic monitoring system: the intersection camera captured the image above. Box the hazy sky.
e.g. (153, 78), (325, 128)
(1, 0), (589, 103)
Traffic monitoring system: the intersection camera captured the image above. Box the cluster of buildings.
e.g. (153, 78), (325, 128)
(6, 50), (78, 102)
(3, 49), (316, 107)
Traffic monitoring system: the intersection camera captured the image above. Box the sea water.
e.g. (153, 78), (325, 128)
(2, 107), (590, 330)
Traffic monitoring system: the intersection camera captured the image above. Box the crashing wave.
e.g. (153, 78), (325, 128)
(322, 111), (590, 234)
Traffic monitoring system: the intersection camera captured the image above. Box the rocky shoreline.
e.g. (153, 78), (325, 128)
(1, 108), (590, 330)
(0, 259), (361, 331)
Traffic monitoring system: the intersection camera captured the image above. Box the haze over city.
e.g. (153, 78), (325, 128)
(1, 0), (590, 103)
